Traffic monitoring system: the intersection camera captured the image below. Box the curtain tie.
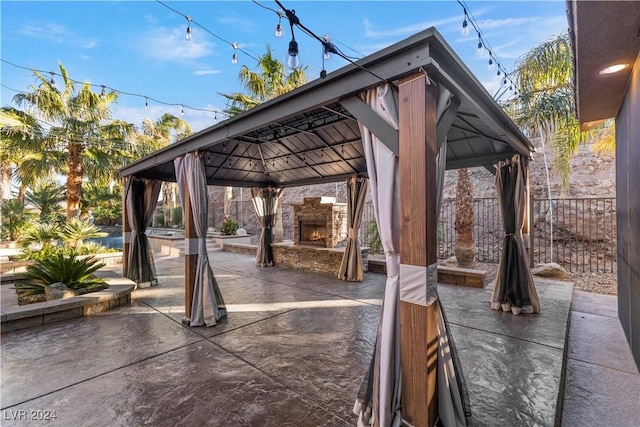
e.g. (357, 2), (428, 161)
(348, 228), (358, 239)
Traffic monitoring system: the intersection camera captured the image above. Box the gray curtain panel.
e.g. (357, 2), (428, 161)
(251, 186), (282, 267)
(354, 83), (471, 427)
(175, 152), (227, 326)
(125, 176), (161, 286)
(491, 154), (540, 315)
(338, 176), (368, 281)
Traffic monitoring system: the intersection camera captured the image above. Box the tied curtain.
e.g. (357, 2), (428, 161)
(353, 83), (471, 427)
(125, 176), (161, 286)
(251, 186), (282, 267)
(338, 176), (369, 281)
(491, 154), (540, 315)
(174, 152), (227, 326)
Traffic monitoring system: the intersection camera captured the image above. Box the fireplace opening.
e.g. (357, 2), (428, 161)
(298, 217), (328, 247)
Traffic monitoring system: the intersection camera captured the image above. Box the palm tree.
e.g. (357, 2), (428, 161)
(455, 168), (476, 267)
(220, 47), (308, 238)
(9, 63), (135, 220)
(220, 46), (308, 115)
(508, 32), (605, 188)
(134, 114), (192, 227)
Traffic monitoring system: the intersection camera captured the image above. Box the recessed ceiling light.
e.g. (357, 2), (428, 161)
(599, 63), (630, 74)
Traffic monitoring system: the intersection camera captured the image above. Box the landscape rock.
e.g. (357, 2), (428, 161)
(531, 262), (567, 279)
(45, 282), (77, 301)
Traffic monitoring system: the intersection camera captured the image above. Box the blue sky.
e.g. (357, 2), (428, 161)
(1, 1), (568, 133)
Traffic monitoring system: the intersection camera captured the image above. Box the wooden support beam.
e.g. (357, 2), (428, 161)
(183, 184), (197, 324)
(122, 178), (130, 277)
(340, 96), (399, 155)
(399, 73), (439, 427)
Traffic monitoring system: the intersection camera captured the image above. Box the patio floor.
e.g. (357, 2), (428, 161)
(1, 251), (638, 426)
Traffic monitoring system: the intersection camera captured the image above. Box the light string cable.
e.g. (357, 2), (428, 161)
(456, 0), (518, 99)
(273, 0), (387, 82)
(1, 59), (228, 120)
(155, 0), (299, 88)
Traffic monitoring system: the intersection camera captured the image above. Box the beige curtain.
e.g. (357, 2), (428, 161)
(174, 152), (227, 326)
(251, 186), (282, 267)
(491, 154), (540, 315)
(354, 83), (471, 427)
(125, 176), (161, 286)
(338, 176), (368, 281)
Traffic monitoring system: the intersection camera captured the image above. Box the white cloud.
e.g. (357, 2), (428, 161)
(17, 22), (98, 49)
(218, 16), (256, 34)
(194, 69), (221, 76)
(139, 26), (215, 63)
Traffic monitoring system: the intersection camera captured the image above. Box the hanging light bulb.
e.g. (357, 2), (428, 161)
(503, 77), (507, 85)
(462, 9), (469, 36)
(287, 37), (299, 70)
(477, 34), (483, 55)
(100, 85), (106, 97)
(22, 132), (27, 141)
(186, 16), (192, 41)
(181, 105), (185, 116)
(232, 42), (238, 64)
(488, 52), (494, 70)
(145, 97), (149, 110)
(275, 9), (284, 38)
(323, 35), (331, 60)
(50, 72), (55, 86)
(497, 69), (501, 76)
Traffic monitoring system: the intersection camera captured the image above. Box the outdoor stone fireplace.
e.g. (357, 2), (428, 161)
(292, 197), (347, 248)
(269, 196), (367, 277)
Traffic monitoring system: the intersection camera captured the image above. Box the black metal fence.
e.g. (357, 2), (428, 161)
(278, 196), (616, 273)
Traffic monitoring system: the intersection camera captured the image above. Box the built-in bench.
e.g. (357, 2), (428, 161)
(367, 259), (486, 288)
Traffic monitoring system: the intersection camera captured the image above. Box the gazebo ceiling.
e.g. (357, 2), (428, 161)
(120, 27), (533, 188)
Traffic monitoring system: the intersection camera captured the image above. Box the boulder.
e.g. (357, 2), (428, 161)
(531, 262), (567, 279)
(45, 282), (78, 301)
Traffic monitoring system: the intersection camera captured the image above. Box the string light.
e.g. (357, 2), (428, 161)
(488, 52), (494, 70)
(462, 8), (469, 36)
(185, 16), (192, 41)
(275, 9), (284, 37)
(284, 8), (300, 70)
(49, 72), (55, 86)
(323, 35), (331, 60)
(100, 85), (106, 97)
(477, 34), (483, 55)
(181, 105), (185, 116)
(145, 97), (149, 110)
(232, 42), (239, 64)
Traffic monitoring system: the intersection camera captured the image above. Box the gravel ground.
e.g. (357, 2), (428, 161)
(475, 262), (618, 296)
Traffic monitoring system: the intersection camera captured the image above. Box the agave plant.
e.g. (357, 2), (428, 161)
(16, 251), (108, 298)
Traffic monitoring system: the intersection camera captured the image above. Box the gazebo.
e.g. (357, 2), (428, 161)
(120, 27), (535, 427)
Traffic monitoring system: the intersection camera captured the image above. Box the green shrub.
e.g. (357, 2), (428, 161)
(365, 219), (382, 255)
(16, 251), (108, 298)
(221, 216), (239, 235)
(1, 199), (32, 241)
(171, 206), (183, 227)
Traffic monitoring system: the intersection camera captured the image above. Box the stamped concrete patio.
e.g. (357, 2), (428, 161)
(1, 251), (638, 426)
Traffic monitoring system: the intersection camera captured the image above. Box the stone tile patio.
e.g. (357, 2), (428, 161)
(1, 251), (638, 426)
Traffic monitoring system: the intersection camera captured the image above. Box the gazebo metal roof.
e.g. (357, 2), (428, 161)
(120, 27), (533, 186)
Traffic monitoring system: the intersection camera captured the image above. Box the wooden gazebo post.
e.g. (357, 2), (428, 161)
(399, 72), (439, 426)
